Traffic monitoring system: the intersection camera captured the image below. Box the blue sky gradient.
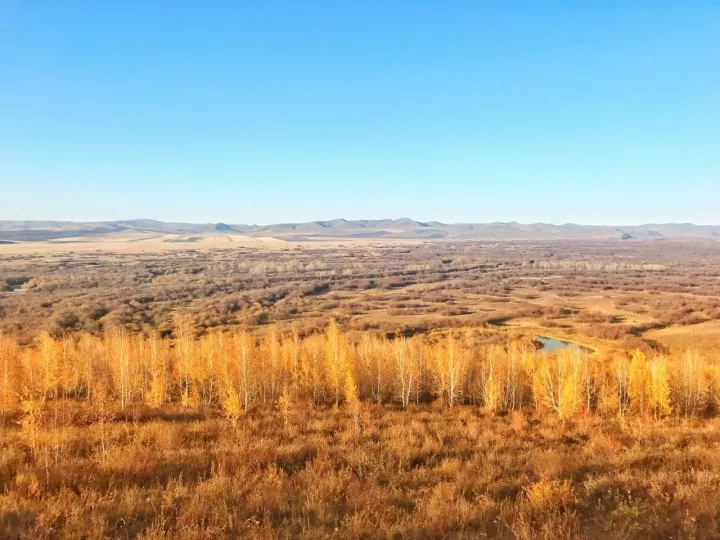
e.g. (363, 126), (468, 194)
(1, 2), (718, 224)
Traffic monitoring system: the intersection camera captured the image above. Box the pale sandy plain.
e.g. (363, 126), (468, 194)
(0, 231), (423, 254)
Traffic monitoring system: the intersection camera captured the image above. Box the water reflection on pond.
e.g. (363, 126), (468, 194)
(536, 336), (592, 354)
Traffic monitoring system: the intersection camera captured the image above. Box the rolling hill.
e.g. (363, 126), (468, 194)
(0, 218), (719, 242)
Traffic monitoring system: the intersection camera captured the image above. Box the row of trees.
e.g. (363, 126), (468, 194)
(0, 318), (717, 424)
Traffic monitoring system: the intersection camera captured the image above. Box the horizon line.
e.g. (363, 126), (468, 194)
(1, 217), (718, 228)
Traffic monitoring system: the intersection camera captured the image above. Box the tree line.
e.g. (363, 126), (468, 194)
(0, 317), (717, 425)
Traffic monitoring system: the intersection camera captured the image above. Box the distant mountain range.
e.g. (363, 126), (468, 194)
(1, 218), (719, 242)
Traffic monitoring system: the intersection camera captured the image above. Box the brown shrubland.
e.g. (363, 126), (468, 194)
(3, 240), (720, 349)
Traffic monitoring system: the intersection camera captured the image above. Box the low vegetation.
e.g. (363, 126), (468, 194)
(2, 320), (717, 422)
(2, 240), (720, 538)
(2, 240), (720, 353)
(1, 319), (720, 538)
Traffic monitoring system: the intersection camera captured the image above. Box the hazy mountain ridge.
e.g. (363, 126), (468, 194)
(1, 219), (719, 242)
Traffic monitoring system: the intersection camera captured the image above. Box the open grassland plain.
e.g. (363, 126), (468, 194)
(2, 238), (720, 352)
(3, 403), (720, 539)
(1, 239), (720, 538)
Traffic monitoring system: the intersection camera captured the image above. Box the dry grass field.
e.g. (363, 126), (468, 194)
(2, 238), (720, 538)
(3, 403), (720, 539)
(645, 320), (720, 352)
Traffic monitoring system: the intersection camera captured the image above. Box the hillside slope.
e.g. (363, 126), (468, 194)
(1, 218), (719, 242)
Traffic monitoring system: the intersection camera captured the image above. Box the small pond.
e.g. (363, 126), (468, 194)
(536, 336), (593, 354)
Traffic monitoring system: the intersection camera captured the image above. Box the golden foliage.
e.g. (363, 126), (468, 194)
(0, 333), (20, 421)
(524, 478), (574, 511)
(0, 321), (716, 421)
(533, 348), (584, 418)
(629, 349), (652, 416)
(221, 385), (243, 426)
(649, 355), (671, 418)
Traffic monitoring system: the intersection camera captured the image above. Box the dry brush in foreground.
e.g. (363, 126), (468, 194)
(1, 321), (720, 538)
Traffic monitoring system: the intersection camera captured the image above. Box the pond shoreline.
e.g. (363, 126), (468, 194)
(536, 335), (595, 354)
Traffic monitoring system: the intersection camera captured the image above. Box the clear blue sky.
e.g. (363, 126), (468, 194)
(1, 2), (718, 225)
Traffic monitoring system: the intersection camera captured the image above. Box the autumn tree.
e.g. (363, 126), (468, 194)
(277, 385), (292, 430)
(677, 350), (710, 418)
(434, 332), (468, 407)
(0, 334), (20, 423)
(145, 332), (169, 408)
(629, 349), (652, 417)
(479, 345), (504, 412)
(76, 334), (101, 402)
(649, 355), (671, 418)
(533, 348), (584, 418)
(301, 333), (325, 404)
(410, 336), (430, 405)
(36, 332), (62, 402)
(228, 329), (257, 413)
(357, 333), (385, 405)
(263, 326), (282, 403)
(197, 330), (223, 405)
(221, 385), (243, 429)
(582, 352), (603, 414)
(325, 320), (348, 406)
(106, 328), (132, 410)
(613, 353), (631, 416)
(173, 314), (196, 407)
(283, 327), (302, 397)
(0, 323), (717, 425)
(394, 337), (415, 408)
(344, 368), (361, 437)
(503, 341), (526, 411)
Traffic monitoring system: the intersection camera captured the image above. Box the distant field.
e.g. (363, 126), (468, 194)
(0, 233), (290, 254)
(645, 320), (720, 352)
(2, 238), (719, 352)
(0, 232), (427, 255)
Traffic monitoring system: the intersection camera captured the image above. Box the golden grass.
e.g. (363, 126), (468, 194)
(2, 404), (720, 539)
(645, 320), (720, 353)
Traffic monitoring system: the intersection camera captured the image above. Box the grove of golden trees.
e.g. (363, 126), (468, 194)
(0, 318), (716, 426)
